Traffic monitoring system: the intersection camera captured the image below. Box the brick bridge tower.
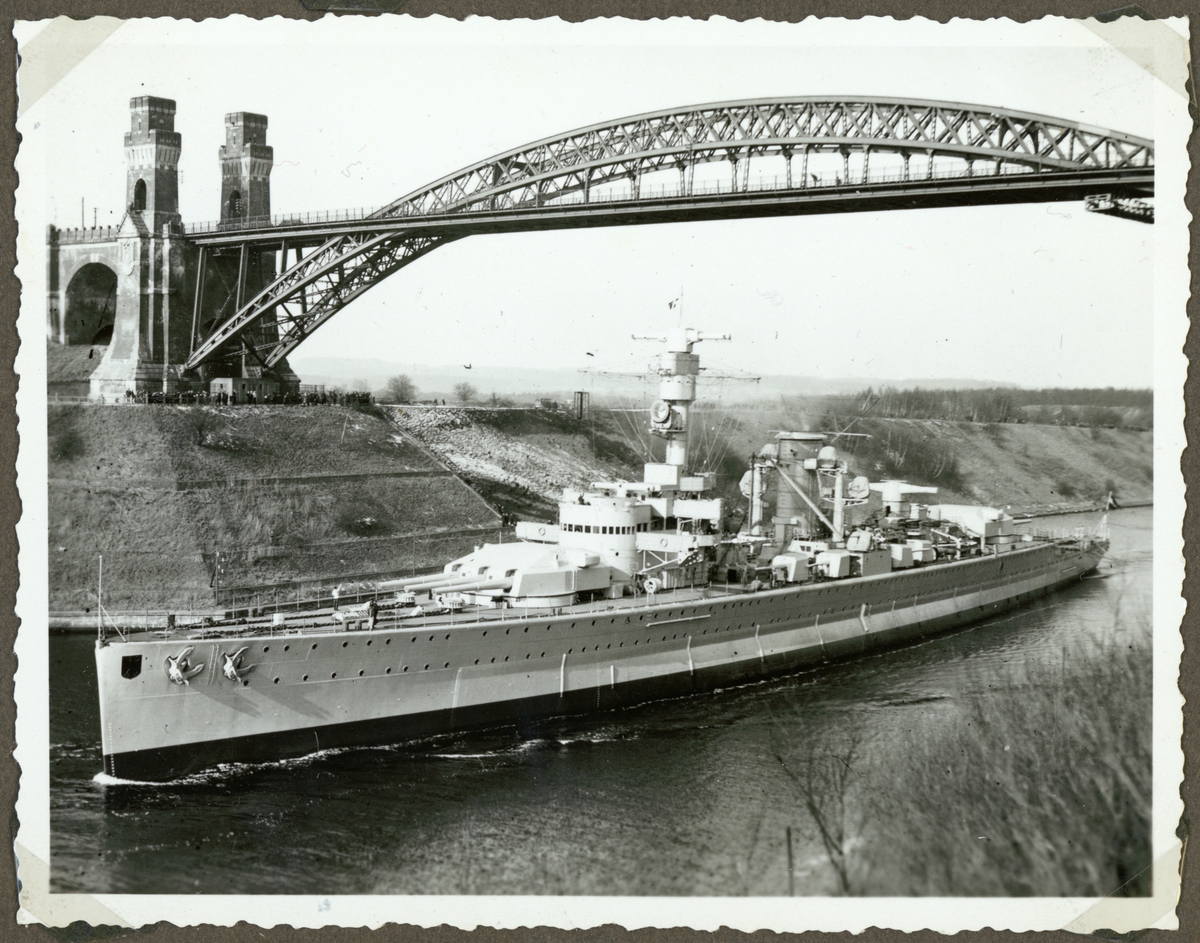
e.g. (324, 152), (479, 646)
(197, 112), (298, 393)
(52, 99), (300, 399)
(221, 112), (272, 223)
(89, 96), (192, 398)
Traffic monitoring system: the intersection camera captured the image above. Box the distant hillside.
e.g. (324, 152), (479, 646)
(287, 355), (1017, 402)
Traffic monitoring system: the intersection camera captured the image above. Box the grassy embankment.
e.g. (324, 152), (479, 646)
(389, 406), (644, 522)
(770, 620), (1152, 896)
(49, 386), (1153, 610)
(48, 404), (499, 610)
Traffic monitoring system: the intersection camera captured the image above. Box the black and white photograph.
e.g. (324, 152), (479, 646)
(12, 13), (1188, 932)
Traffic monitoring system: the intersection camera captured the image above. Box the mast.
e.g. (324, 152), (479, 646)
(632, 327), (729, 472)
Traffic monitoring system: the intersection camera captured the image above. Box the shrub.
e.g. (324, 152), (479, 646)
(771, 622), (1151, 896)
(49, 427), (84, 462)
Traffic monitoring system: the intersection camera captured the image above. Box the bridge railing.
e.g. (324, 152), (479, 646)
(182, 161), (1134, 237)
(49, 225), (123, 245)
(184, 206), (384, 236)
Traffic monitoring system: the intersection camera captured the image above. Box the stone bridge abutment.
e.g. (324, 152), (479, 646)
(46, 96), (297, 400)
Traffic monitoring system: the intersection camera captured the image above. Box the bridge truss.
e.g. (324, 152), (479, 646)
(185, 97), (1154, 372)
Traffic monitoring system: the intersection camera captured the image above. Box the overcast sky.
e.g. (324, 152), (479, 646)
(18, 16), (1159, 388)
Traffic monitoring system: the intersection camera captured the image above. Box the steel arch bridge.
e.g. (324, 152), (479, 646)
(185, 96), (1154, 373)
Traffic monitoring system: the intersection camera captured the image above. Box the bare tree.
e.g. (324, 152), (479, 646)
(453, 382), (477, 405)
(385, 374), (418, 403)
(772, 728), (867, 894)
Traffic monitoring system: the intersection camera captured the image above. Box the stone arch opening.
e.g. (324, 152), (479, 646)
(229, 190), (243, 216)
(64, 263), (118, 345)
(133, 178), (147, 211)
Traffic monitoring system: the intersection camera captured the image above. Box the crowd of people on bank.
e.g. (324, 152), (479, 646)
(122, 389), (375, 406)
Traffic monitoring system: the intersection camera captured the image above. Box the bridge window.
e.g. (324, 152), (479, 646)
(229, 190), (243, 216)
(133, 178), (146, 211)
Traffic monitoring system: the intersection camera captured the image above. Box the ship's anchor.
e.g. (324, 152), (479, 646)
(221, 646), (252, 684)
(165, 646), (204, 686)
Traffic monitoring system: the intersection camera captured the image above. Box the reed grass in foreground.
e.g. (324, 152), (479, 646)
(772, 620), (1152, 896)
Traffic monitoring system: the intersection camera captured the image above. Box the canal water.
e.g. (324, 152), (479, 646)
(48, 507), (1152, 896)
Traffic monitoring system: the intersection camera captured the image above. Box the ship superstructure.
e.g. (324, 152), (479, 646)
(92, 329), (1108, 782)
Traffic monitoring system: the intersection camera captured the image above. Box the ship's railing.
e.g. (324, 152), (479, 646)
(86, 580), (722, 640)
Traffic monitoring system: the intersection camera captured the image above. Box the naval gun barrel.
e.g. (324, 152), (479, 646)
(403, 574), (513, 595)
(384, 572), (473, 591)
(429, 577), (513, 595)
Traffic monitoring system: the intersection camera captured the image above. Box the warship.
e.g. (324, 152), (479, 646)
(94, 328), (1108, 782)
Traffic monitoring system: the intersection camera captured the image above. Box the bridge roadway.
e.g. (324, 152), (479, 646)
(183, 96), (1155, 372)
(186, 166), (1152, 251)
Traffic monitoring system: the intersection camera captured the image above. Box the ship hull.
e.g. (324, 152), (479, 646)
(96, 540), (1105, 782)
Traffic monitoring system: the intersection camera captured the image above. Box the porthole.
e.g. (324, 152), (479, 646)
(342, 641), (349, 648)
(385, 667), (392, 674)
(284, 645), (290, 652)
(424, 664), (430, 670)
(385, 638), (391, 645)
(634, 640), (638, 646)
(428, 635), (434, 641)
(491, 657), (496, 663)
(504, 656), (509, 662)
(358, 669), (364, 677)
(483, 631), (488, 636)
(619, 642), (624, 647)
(367, 640), (373, 646)
(524, 627), (529, 633)
(331, 672), (338, 679)
(474, 659), (480, 665)
(311, 643), (318, 650)
(445, 634), (450, 640)
(273, 677), (280, 684)
(541, 652), (546, 658)
(302, 674), (309, 681)
(606, 643), (611, 649)
(444, 662), (449, 668)
(263, 646), (270, 653)
(568, 648), (573, 654)
(526, 654), (531, 659)
(411, 637), (416, 643)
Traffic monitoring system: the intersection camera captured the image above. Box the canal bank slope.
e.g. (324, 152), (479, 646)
(47, 404), (501, 611)
(47, 403), (1151, 613)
